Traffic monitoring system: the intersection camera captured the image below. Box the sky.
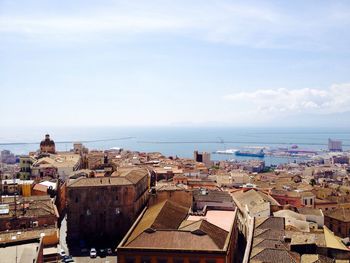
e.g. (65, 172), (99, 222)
(1, 0), (350, 128)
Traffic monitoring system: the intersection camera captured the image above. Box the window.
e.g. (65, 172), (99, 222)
(75, 197), (79, 203)
(189, 259), (200, 263)
(310, 199), (313, 205)
(141, 257), (151, 263)
(206, 260), (216, 263)
(157, 258), (167, 263)
(304, 199), (307, 205)
(115, 208), (120, 215)
(174, 258), (184, 263)
(125, 257), (136, 263)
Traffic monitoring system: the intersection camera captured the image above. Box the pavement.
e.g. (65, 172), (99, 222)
(72, 255), (116, 263)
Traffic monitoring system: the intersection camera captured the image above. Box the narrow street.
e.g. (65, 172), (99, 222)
(59, 216), (117, 263)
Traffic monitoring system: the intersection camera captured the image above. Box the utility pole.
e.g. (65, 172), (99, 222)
(0, 167), (3, 204)
(14, 192), (17, 217)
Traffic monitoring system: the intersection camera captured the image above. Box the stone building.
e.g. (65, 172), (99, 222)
(324, 208), (350, 238)
(86, 151), (106, 170)
(66, 168), (149, 243)
(194, 150), (212, 167)
(39, 134), (56, 154)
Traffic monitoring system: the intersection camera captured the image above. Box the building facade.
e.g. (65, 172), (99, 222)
(324, 208), (350, 238)
(40, 134), (56, 154)
(328, 138), (342, 152)
(66, 168), (149, 243)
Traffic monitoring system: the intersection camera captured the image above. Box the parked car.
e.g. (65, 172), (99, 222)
(90, 248), (97, 258)
(99, 248), (106, 257)
(61, 255), (70, 261)
(106, 248), (113, 255)
(64, 258), (75, 263)
(62, 256), (74, 263)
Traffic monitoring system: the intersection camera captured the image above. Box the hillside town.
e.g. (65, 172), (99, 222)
(1, 134), (350, 262)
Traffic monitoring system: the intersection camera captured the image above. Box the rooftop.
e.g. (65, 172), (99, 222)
(68, 168), (148, 188)
(0, 195), (58, 219)
(324, 208), (350, 222)
(0, 240), (41, 263)
(298, 207), (323, 216)
(119, 200), (235, 252)
(0, 227), (58, 244)
(187, 210), (236, 232)
(193, 189), (233, 203)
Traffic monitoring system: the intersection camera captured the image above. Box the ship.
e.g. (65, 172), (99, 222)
(235, 149), (265, 158)
(214, 149), (238, 155)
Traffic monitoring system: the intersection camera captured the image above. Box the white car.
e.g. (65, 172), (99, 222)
(90, 248), (97, 258)
(59, 249), (66, 258)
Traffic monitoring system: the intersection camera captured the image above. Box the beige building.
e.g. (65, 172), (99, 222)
(31, 153), (81, 181)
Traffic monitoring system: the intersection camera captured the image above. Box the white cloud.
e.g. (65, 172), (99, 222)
(224, 83), (350, 115)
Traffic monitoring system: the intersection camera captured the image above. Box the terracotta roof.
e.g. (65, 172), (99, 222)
(68, 168), (148, 187)
(113, 168), (149, 184)
(125, 218), (229, 250)
(250, 248), (299, 263)
(324, 208), (350, 222)
(249, 216), (293, 262)
(125, 200), (189, 245)
(232, 189), (271, 212)
(122, 200), (232, 251)
(67, 176), (131, 187)
(0, 196), (58, 219)
(125, 230), (223, 250)
(255, 217), (285, 231)
(254, 228), (285, 240)
(301, 254), (335, 263)
(193, 189), (233, 203)
(252, 238), (287, 250)
(178, 219), (228, 249)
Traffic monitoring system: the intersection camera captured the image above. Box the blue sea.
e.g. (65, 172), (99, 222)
(0, 127), (349, 166)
